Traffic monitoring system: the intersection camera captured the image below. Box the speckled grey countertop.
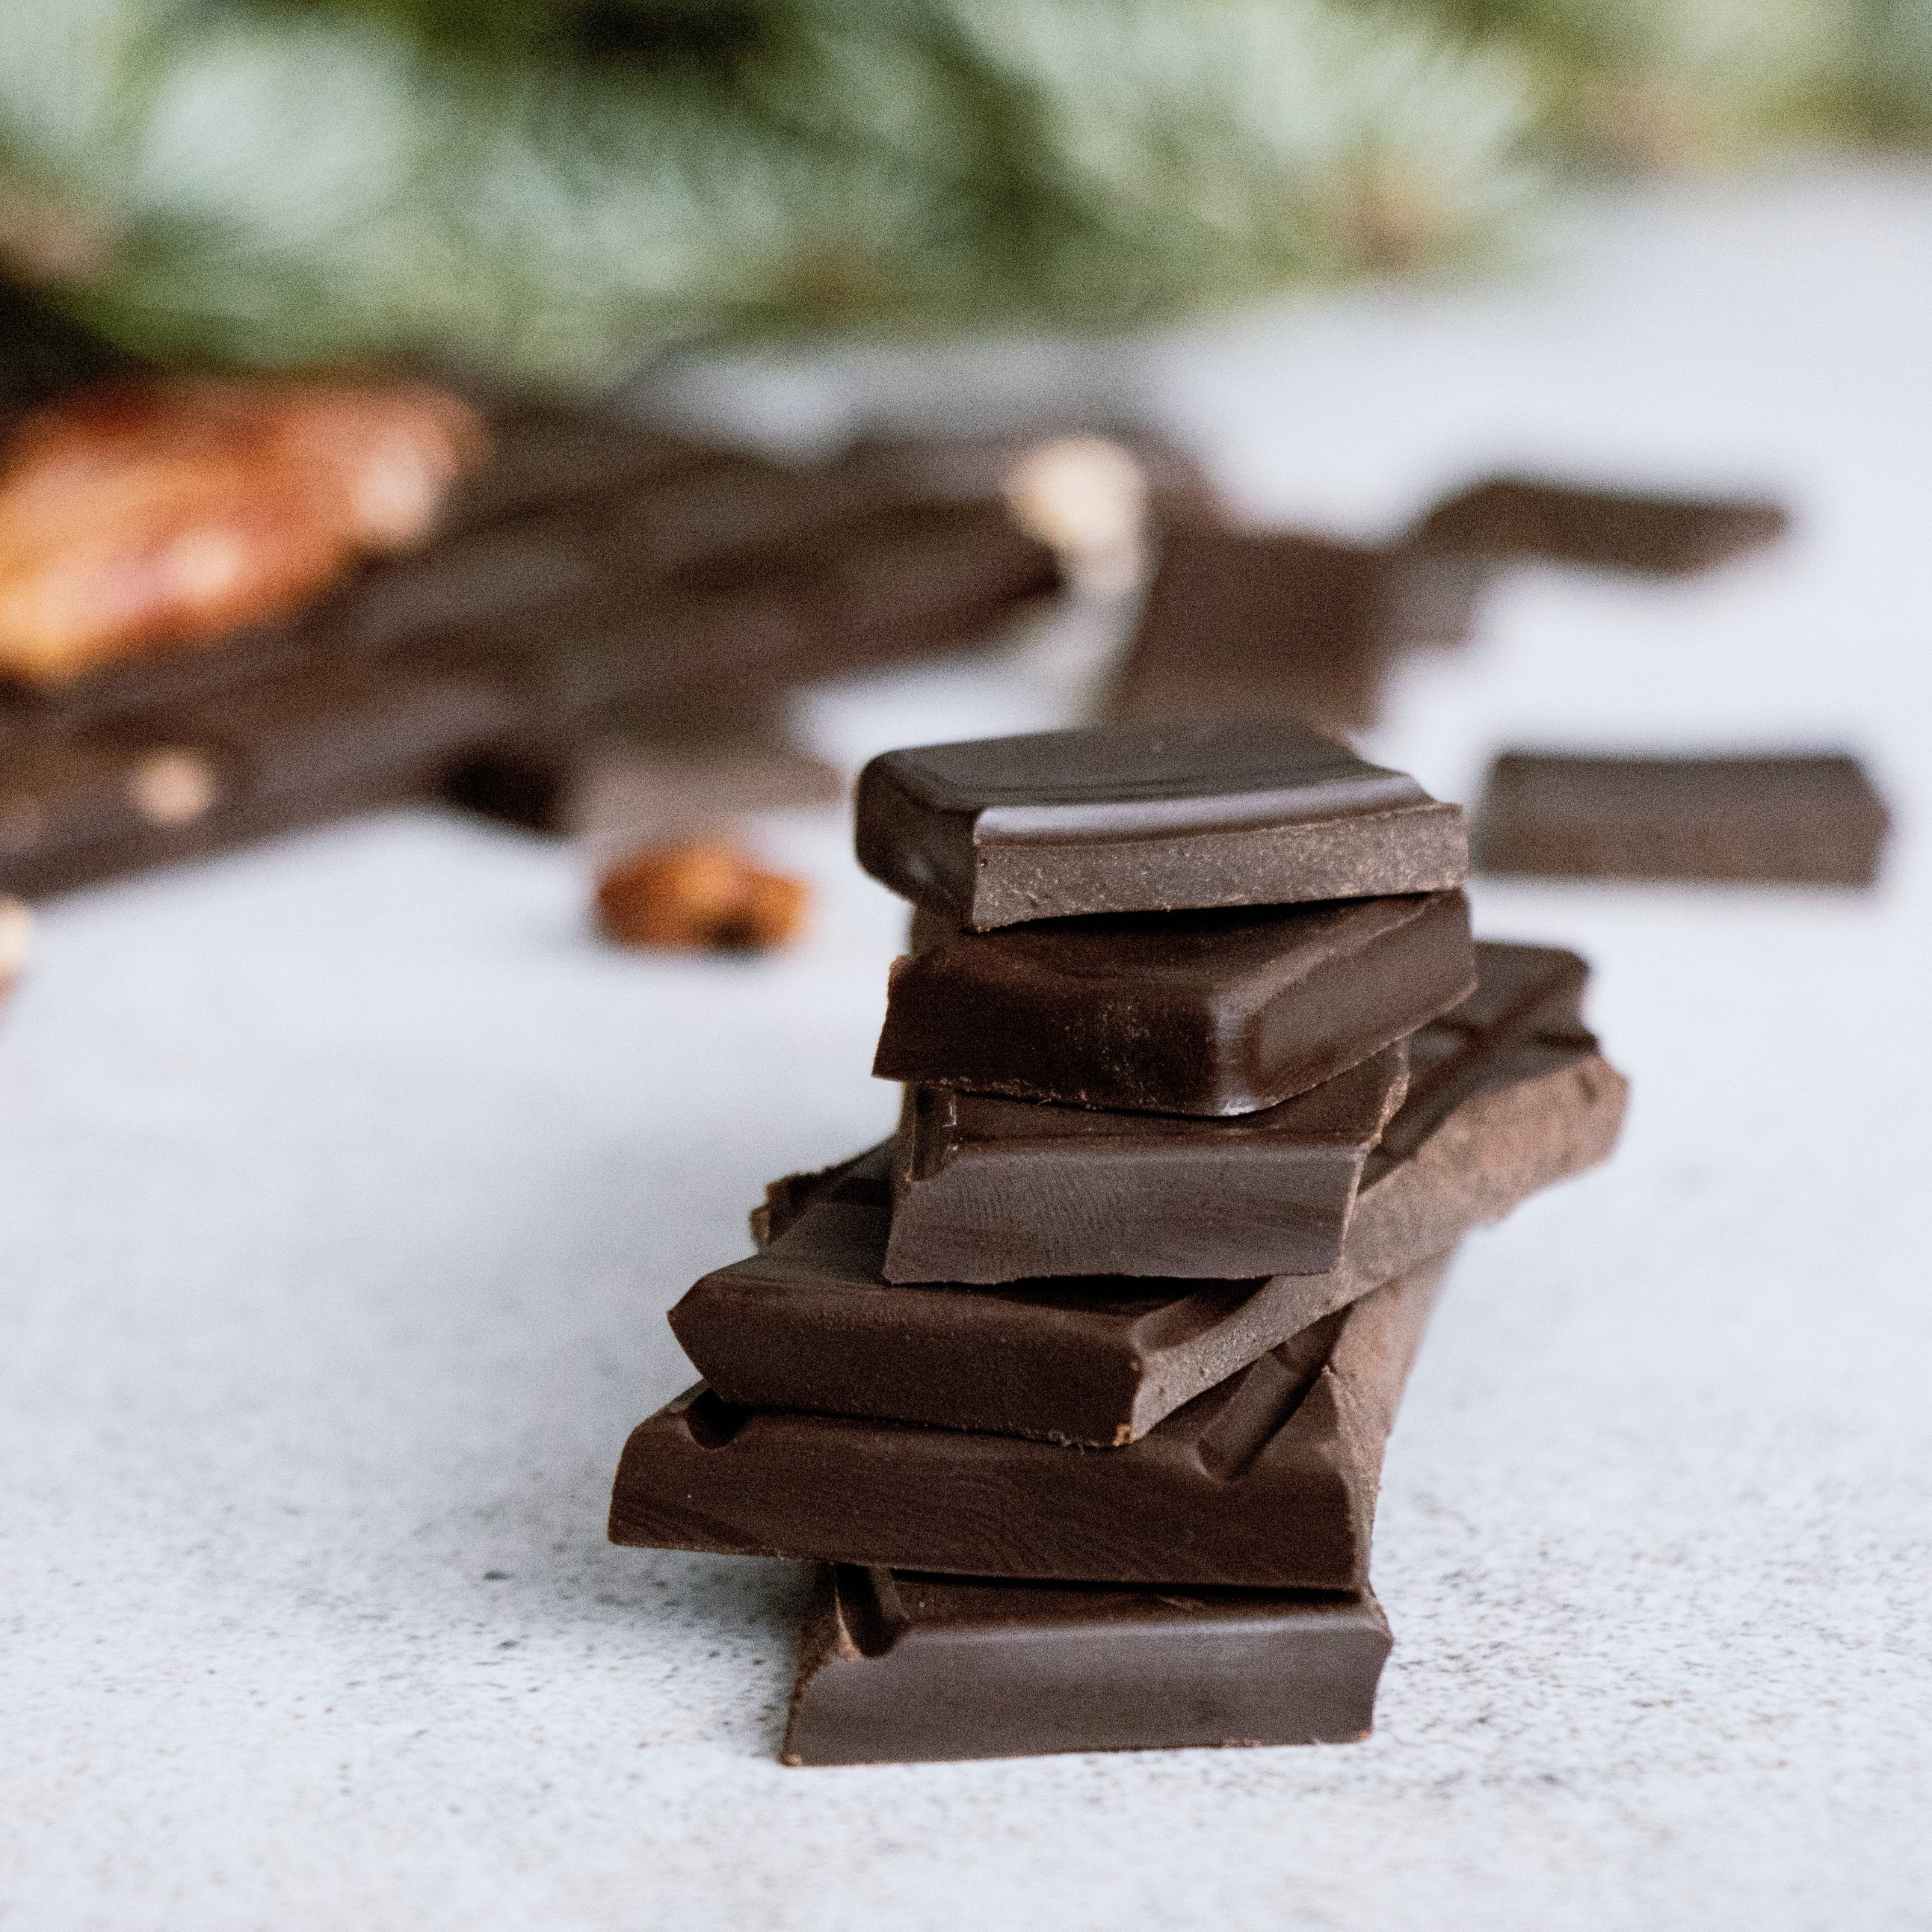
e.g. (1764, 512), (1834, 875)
(4, 165), (1929, 1931)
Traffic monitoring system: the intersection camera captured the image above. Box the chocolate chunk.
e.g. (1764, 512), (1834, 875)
(856, 714), (1467, 929)
(1473, 751), (1889, 887)
(883, 1043), (1410, 1283)
(614, 1254), (1450, 1588)
(782, 1569), (1390, 1765)
(671, 945), (1627, 1445)
(1411, 477), (1788, 575)
(1105, 526), (1486, 735)
(872, 889), (1475, 1117)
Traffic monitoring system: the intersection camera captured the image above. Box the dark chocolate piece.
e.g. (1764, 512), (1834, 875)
(1411, 477), (1788, 576)
(615, 1253), (1449, 1587)
(884, 1043), (1410, 1283)
(872, 889), (1474, 1117)
(1105, 526), (1486, 735)
(783, 1569), (1389, 1765)
(1473, 751), (1889, 887)
(855, 714), (1467, 930)
(672, 944), (1626, 1445)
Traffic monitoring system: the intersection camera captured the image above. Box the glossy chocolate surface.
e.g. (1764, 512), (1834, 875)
(1474, 751), (1889, 887)
(617, 1255), (1450, 1588)
(884, 1043), (1410, 1282)
(855, 714), (1466, 930)
(672, 944), (1627, 1445)
(872, 888), (1474, 1116)
(783, 1569), (1390, 1765)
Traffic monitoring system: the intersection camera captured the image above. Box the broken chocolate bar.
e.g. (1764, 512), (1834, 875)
(614, 1253), (1449, 1588)
(872, 889), (1474, 1117)
(883, 1043), (1410, 1283)
(782, 1569), (1390, 1765)
(1411, 477), (1788, 576)
(0, 662), (519, 899)
(855, 714), (1468, 930)
(1473, 751), (1889, 887)
(0, 421), (1059, 897)
(672, 944), (1625, 1445)
(1105, 525), (1486, 735)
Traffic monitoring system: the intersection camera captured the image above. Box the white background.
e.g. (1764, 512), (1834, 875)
(3, 165), (1928, 1930)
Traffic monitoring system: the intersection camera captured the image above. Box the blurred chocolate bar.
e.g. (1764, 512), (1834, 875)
(1109, 476), (1790, 735)
(0, 408), (1062, 896)
(1106, 525), (1482, 734)
(1473, 751), (1889, 886)
(1412, 477), (1788, 575)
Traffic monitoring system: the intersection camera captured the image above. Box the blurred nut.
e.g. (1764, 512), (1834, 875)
(596, 839), (810, 953)
(127, 747), (220, 827)
(0, 894), (34, 997)
(0, 375), (488, 685)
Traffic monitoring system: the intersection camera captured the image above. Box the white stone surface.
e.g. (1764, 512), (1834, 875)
(4, 166), (1931, 1932)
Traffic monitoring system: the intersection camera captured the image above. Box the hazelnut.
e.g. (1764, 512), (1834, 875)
(595, 839), (809, 953)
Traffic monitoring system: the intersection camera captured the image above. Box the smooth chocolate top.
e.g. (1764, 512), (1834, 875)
(873, 888), (1474, 1115)
(856, 716), (1466, 929)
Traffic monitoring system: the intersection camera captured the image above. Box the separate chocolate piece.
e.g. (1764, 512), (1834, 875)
(1474, 751), (1889, 887)
(672, 945), (1626, 1444)
(782, 1569), (1389, 1765)
(1105, 526), (1487, 735)
(884, 1043), (1410, 1283)
(1411, 477), (1788, 576)
(872, 889), (1474, 1116)
(856, 714), (1467, 930)
(615, 1254), (1449, 1587)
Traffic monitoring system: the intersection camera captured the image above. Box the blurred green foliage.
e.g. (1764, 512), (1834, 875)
(0, 0), (1926, 390)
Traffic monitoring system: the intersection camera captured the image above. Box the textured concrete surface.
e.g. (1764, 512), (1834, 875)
(3, 166), (1930, 1931)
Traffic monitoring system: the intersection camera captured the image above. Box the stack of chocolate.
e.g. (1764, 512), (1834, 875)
(608, 717), (1627, 1764)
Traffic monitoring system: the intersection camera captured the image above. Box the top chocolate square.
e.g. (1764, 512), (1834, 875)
(854, 717), (1467, 929)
